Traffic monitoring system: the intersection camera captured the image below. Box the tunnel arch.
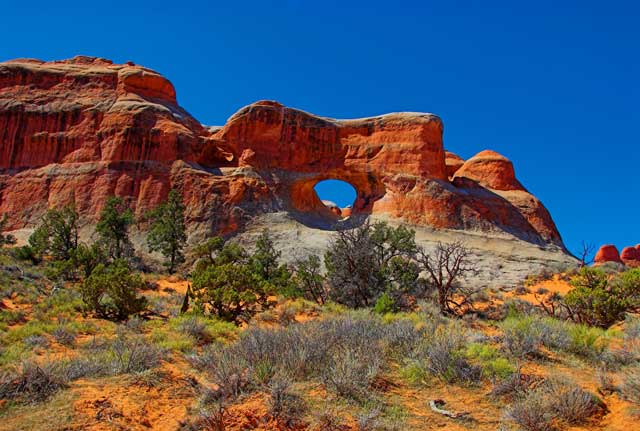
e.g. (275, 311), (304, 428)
(313, 179), (356, 218)
(288, 170), (387, 226)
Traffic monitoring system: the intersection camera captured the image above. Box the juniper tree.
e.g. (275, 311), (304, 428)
(28, 205), (79, 261)
(146, 190), (187, 273)
(96, 196), (134, 260)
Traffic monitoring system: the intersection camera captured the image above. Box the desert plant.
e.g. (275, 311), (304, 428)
(504, 376), (602, 430)
(621, 366), (640, 405)
(563, 266), (632, 328)
(373, 292), (397, 314)
(31, 205), (79, 261)
(0, 214), (17, 246)
(191, 262), (275, 324)
(249, 230), (295, 296)
(500, 315), (545, 358)
(52, 325), (76, 347)
(292, 254), (328, 304)
(79, 259), (147, 320)
(95, 196), (135, 260)
(267, 376), (306, 424)
(417, 241), (477, 315)
(321, 347), (382, 401)
(505, 388), (556, 431)
(0, 360), (69, 403)
(145, 189), (187, 274)
(105, 331), (165, 374)
(324, 221), (421, 308)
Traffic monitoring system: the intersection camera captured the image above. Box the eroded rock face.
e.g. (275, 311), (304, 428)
(0, 57), (565, 248)
(445, 151), (465, 179)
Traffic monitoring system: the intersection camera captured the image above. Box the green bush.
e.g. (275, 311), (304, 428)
(324, 221), (422, 308)
(564, 267), (636, 328)
(465, 343), (515, 380)
(79, 259), (147, 320)
(190, 233), (294, 323)
(192, 262), (274, 324)
(373, 292), (397, 315)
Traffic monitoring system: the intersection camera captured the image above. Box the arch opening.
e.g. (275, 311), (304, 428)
(313, 179), (356, 219)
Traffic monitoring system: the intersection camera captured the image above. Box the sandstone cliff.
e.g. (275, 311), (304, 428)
(0, 56), (565, 253)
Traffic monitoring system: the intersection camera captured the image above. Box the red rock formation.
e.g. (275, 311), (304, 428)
(445, 151), (465, 178)
(621, 247), (640, 267)
(594, 245), (623, 265)
(453, 150), (524, 191)
(0, 57), (566, 248)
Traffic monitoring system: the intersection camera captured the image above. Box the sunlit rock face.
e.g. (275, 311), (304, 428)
(0, 57), (565, 248)
(594, 245), (623, 265)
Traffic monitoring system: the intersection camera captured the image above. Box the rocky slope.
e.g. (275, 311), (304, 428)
(0, 56), (575, 277)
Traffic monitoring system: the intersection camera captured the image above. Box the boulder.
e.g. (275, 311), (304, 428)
(594, 245), (623, 265)
(453, 150), (525, 191)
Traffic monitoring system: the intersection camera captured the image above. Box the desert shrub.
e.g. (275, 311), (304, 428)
(312, 405), (346, 431)
(192, 344), (251, 400)
(565, 323), (609, 359)
(500, 314), (611, 361)
(82, 330), (165, 376)
(500, 315), (545, 358)
(267, 377), (306, 424)
(2, 320), (56, 344)
(465, 343), (515, 380)
(23, 335), (49, 349)
(52, 325), (76, 347)
(624, 315), (640, 356)
(545, 377), (603, 423)
(621, 366), (640, 405)
(190, 235), (293, 324)
(357, 408), (382, 431)
(0, 360), (69, 403)
(151, 327), (195, 353)
(490, 370), (540, 400)
(189, 314), (425, 402)
(59, 356), (108, 381)
(563, 267), (634, 328)
(401, 320), (481, 385)
(176, 315), (210, 343)
(505, 388), (556, 431)
(373, 292), (397, 315)
(34, 288), (84, 321)
(125, 315), (145, 333)
(321, 347), (382, 401)
(0, 309), (26, 325)
(504, 376), (602, 430)
(79, 259), (147, 320)
(106, 332), (165, 374)
(179, 404), (227, 431)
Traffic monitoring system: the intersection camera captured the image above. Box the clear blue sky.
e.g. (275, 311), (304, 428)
(2, 1), (638, 255)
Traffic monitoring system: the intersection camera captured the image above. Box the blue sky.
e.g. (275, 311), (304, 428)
(2, 1), (638, 255)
